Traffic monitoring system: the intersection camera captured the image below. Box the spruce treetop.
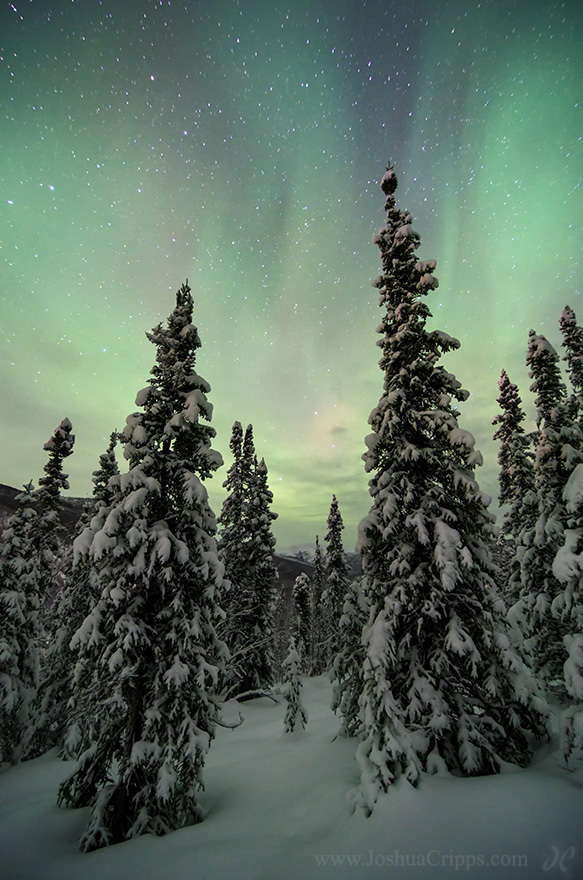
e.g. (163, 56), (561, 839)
(243, 424), (255, 461)
(90, 433), (119, 504)
(123, 281), (221, 480)
(37, 418), (75, 507)
(493, 369), (525, 439)
(251, 457), (278, 530)
(526, 330), (567, 426)
(364, 166), (474, 493)
(360, 165), (490, 573)
(218, 422), (246, 545)
(324, 495), (350, 563)
(560, 305), (583, 393)
(492, 369), (533, 513)
(229, 421), (244, 461)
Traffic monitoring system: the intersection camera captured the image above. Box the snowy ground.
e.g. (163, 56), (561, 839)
(1, 675), (582, 880)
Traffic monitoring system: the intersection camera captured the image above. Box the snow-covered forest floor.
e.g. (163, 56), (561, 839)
(1, 675), (581, 880)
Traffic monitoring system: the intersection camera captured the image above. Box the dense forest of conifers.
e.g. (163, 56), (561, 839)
(1, 166), (581, 849)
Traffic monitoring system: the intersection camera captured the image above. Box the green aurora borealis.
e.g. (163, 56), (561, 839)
(1, 0), (581, 549)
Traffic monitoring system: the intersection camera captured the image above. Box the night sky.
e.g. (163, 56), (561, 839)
(1, 0), (581, 550)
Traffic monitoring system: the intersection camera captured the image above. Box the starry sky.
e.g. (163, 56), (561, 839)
(1, 0), (581, 551)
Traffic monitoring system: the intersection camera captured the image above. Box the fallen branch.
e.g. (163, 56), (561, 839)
(233, 689), (280, 704)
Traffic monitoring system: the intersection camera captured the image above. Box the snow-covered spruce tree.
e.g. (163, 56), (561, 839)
(310, 536), (328, 675)
(560, 305), (583, 413)
(331, 576), (368, 737)
(244, 454), (279, 689)
(292, 572), (311, 669)
(352, 166), (548, 814)
(0, 484), (42, 764)
(552, 463), (583, 765)
(492, 370), (537, 541)
(322, 495), (351, 665)
(517, 330), (583, 701)
(551, 305), (583, 759)
(57, 282), (228, 851)
(28, 434), (120, 760)
(33, 418), (76, 616)
(492, 370), (538, 607)
(282, 635), (308, 733)
(218, 423), (246, 564)
(216, 420), (248, 688)
(217, 425), (278, 698)
(0, 418), (74, 764)
(242, 422), (256, 476)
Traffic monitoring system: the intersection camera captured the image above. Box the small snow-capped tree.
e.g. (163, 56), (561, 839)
(218, 424), (278, 697)
(352, 166), (548, 815)
(34, 418), (76, 615)
(492, 370), (538, 607)
(292, 572), (311, 668)
(331, 576), (368, 737)
(0, 418), (74, 764)
(57, 282), (227, 851)
(492, 370), (537, 541)
(322, 495), (351, 664)
(217, 422), (245, 558)
(29, 434), (120, 760)
(310, 536), (328, 675)
(518, 330), (583, 700)
(36, 418), (75, 505)
(552, 463), (583, 764)
(33, 417), (76, 646)
(282, 635), (308, 733)
(0, 484), (42, 764)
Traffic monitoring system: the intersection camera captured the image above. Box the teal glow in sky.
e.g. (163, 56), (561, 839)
(1, 0), (581, 549)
